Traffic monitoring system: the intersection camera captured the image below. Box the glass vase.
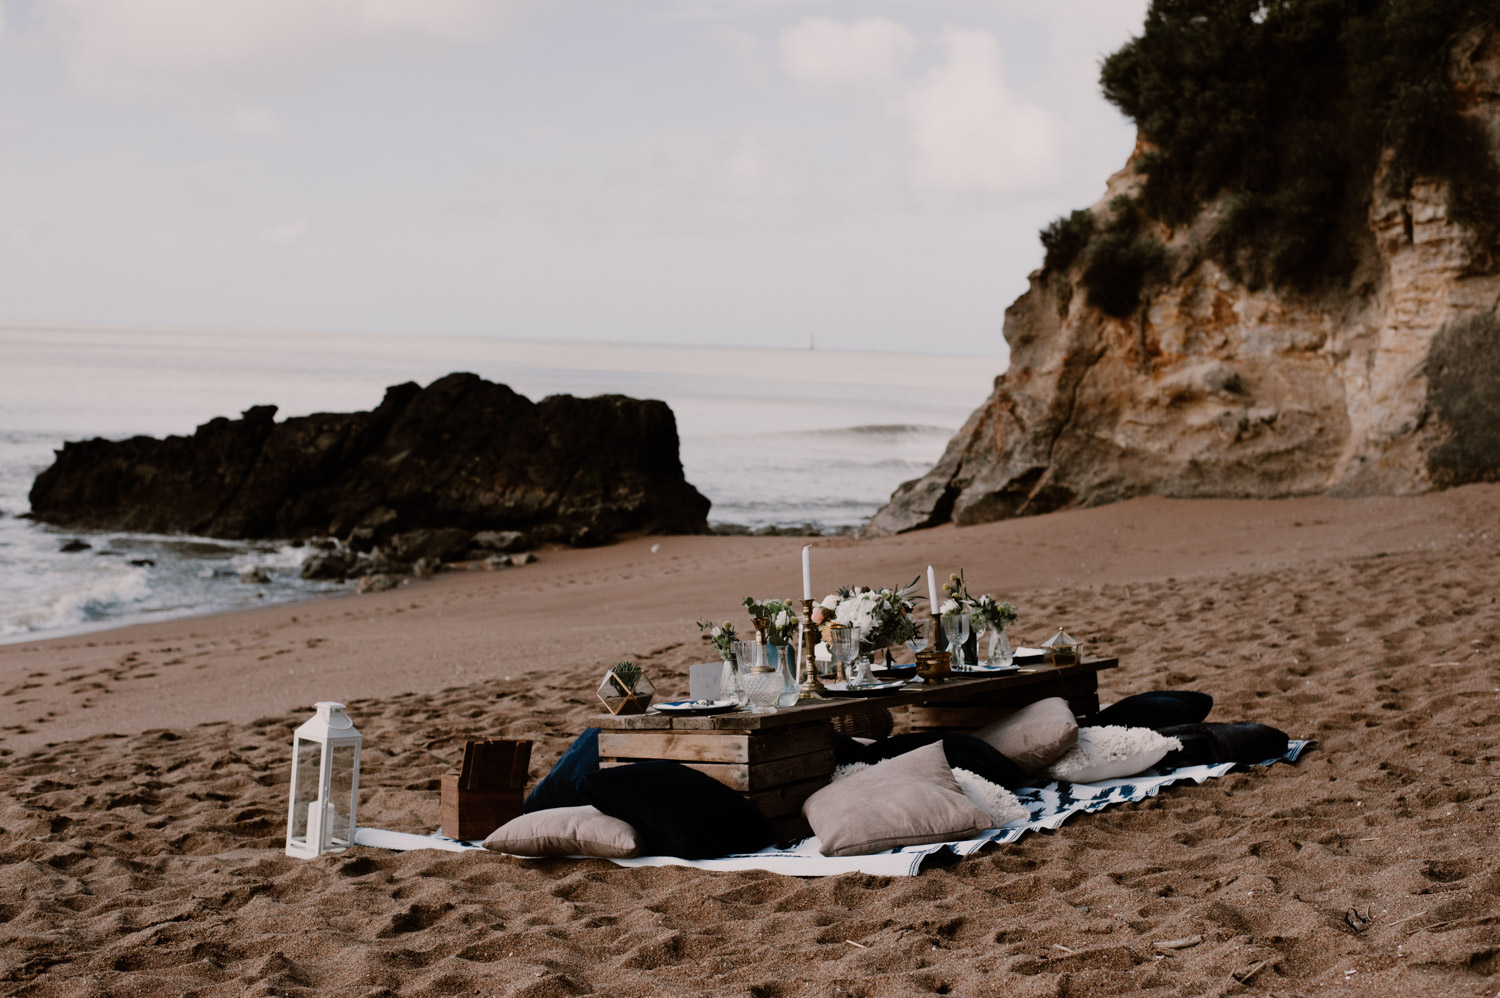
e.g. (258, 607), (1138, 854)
(720, 656), (746, 706)
(765, 643), (799, 706)
(986, 627), (1014, 667)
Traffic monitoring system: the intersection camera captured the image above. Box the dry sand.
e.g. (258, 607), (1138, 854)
(2, 485), (1499, 996)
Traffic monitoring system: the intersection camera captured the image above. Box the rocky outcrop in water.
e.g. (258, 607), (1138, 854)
(869, 23), (1500, 535)
(30, 372), (711, 547)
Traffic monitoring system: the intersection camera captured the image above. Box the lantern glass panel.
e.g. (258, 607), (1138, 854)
(328, 743), (358, 850)
(290, 737), (321, 845)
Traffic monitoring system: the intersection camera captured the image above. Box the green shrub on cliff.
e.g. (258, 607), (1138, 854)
(1041, 210), (1096, 273)
(1077, 197), (1169, 319)
(1043, 0), (1500, 295)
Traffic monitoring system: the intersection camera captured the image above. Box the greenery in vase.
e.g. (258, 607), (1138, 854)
(697, 619), (738, 660)
(742, 597), (801, 645)
(815, 580), (920, 653)
(942, 570), (1018, 631)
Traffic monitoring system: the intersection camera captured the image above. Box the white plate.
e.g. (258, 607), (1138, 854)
(652, 699), (740, 716)
(822, 680), (906, 697)
(957, 664), (1021, 674)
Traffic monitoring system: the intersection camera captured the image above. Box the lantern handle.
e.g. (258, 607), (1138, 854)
(313, 701), (353, 729)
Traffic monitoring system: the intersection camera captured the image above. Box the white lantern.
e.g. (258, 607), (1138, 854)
(285, 701), (362, 859)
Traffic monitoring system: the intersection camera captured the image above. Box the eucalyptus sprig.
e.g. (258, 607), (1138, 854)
(942, 569), (1018, 631)
(742, 597), (801, 645)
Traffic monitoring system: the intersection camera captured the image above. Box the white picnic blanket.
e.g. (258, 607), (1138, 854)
(353, 740), (1313, 876)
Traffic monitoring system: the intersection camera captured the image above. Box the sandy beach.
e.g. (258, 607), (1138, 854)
(3, 485), (1499, 996)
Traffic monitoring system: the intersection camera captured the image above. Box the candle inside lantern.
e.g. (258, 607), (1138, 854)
(802, 545), (812, 601)
(927, 565), (939, 611)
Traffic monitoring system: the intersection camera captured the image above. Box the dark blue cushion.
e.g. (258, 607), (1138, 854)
(523, 727), (599, 813)
(579, 761), (775, 859)
(1083, 691), (1213, 731)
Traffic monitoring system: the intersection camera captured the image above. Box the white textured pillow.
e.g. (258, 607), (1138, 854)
(951, 768), (1028, 827)
(1042, 725), (1182, 784)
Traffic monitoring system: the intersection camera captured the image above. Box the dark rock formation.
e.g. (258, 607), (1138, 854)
(30, 372), (711, 547)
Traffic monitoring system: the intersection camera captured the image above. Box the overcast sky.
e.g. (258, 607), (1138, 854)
(0, 1), (1147, 355)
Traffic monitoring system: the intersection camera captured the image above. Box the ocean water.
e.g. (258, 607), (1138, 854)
(0, 326), (999, 641)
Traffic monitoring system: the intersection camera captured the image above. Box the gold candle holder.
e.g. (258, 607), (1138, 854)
(798, 598), (830, 701)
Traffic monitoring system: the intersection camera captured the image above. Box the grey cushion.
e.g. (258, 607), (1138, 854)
(483, 805), (642, 858)
(974, 697), (1079, 772)
(802, 743), (990, 857)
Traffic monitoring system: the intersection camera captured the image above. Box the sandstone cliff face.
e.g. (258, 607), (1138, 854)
(870, 26), (1500, 535)
(29, 373), (711, 546)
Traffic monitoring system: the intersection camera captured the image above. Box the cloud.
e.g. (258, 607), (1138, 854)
(779, 16), (915, 88)
(42, 0), (508, 94)
(258, 219), (310, 246)
(230, 106), (283, 140)
(710, 25), (764, 81)
(726, 133), (767, 186)
(904, 29), (1060, 193)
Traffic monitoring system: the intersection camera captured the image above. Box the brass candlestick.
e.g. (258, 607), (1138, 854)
(798, 598), (830, 700)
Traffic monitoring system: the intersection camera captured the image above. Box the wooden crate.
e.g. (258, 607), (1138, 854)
(440, 774), (525, 841)
(440, 738), (532, 841)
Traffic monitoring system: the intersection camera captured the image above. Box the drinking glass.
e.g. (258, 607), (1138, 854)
(825, 627), (861, 685)
(942, 611), (971, 671)
(904, 618), (930, 657)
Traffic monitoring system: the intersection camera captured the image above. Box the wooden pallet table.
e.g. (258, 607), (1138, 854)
(590, 658), (1117, 841)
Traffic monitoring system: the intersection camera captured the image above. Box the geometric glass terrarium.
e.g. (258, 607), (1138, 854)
(596, 661), (656, 715)
(1041, 627), (1083, 668)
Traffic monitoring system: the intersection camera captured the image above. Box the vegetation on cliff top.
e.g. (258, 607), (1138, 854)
(1043, 0), (1500, 312)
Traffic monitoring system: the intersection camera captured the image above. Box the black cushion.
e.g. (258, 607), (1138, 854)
(523, 727), (599, 813)
(1083, 691), (1213, 731)
(860, 732), (1029, 790)
(580, 761), (775, 859)
(1158, 722), (1290, 769)
(830, 730), (868, 767)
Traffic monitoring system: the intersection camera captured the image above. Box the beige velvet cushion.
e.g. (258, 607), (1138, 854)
(482, 805), (642, 858)
(974, 697), (1079, 772)
(802, 742), (990, 856)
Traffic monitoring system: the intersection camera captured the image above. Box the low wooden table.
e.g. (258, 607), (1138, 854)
(590, 658), (1118, 840)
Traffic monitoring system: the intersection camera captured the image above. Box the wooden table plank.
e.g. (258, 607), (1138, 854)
(589, 658), (1118, 732)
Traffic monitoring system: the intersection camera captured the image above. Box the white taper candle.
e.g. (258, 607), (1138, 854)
(802, 545), (812, 600)
(927, 565), (939, 612)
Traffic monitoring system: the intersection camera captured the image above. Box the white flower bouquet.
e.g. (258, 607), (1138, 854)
(813, 580), (920, 654)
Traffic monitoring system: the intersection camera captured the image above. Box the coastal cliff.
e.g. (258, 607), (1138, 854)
(29, 372), (711, 547)
(871, 10), (1500, 534)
